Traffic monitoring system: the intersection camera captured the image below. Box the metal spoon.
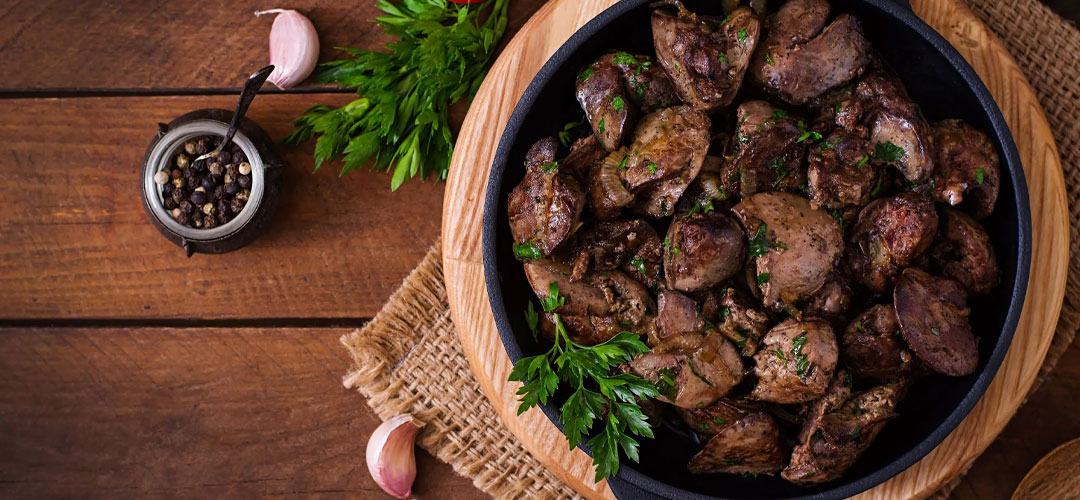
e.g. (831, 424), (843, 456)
(193, 64), (275, 164)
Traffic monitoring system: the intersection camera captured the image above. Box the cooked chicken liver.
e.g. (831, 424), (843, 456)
(507, 137), (586, 257)
(723, 100), (809, 197)
(664, 210), (746, 292)
(894, 268), (978, 376)
(629, 331), (744, 408)
(620, 106), (711, 218)
(841, 304), (921, 384)
(750, 318), (839, 404)
(847, 192), (938, 293)
(930, 208), (1000, 295)
(931, 119), (1001, 219)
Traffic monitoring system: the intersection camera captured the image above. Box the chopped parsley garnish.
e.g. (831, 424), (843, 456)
(748, 222), (786, 257)
(856, 155), (870, 167)
(768, 157), (789, 187)
(765, 52), (774, 66)
(792, 332), (811, 377)
(578, 67), (595, 82)
(874, 141), (906, 163)
(869, 175), (886, 198)
(557, 117), (585, 147)
(974, 168), (986, 184)
(647, 162), (658, 175)
(712, 418), (727, 425)
(721, 13), (733, 25)
(798, 130), (823, 143)
(629, 257), (648, 277)
(835, 101), (844, 113)
(656, 367), (678, 399)
(524, 301), (539, 341)
(737, 28), (748, 44)
(540, 161), (559, 173)
(513, 242), (542, 260)
(757, 273), (771, 285)
(722, 458), (746, 466)
(855, 322), (867, 333)
(698, 422), (711, 430)
(818, 138), (838, 151)
(851, 427), (862, 440)
(772, 109), (787, 119)
(776, 349), (786, 360)
(598, 117), (606, 134)
(686, 357), (713, 387)
(618, 155), (629, 170)
(686, 199), (715, 217)
(509, 282), (658, 481)
(831, 209), (846, 232)
(612, 51), (638, 66)
(611, 96), (626, 112)
(717, 52), (729, 63)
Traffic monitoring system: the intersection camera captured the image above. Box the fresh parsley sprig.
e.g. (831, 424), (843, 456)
(508, 282), (659, 481)
(284, 0), (510, 190)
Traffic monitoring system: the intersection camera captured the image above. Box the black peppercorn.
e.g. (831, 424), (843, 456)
(226, 164), (238, 177)
(195, 139), (208, 154)
(212, 186), (225, 201)
(230, 197), (244, 214)
(171, 188), (184, 204)
(217, 198), (229, 214)
(177, 211), (191, 225)
(171, 168), (182, 180)
(225, 182), (239, 195)
(162, 182), (173, 195)
(217, 211), (228, 225)
(200, 176), (215, 191)
(180, 200), (195, 214)
(164, 197), (178, 210)
(238, 175), (251, 189)
(190, 190), (207, 205)
(203, 215), (217, 229)
(218, 151), (231, 164)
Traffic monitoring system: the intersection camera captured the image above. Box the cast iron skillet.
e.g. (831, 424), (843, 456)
(482, 0), (1032, 498)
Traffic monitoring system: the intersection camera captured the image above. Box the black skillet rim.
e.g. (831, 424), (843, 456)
(481, 0), (1032, 498)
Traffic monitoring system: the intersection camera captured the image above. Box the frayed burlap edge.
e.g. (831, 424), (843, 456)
(341, 240), (580, 500)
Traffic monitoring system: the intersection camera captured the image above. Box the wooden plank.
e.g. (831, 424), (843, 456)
(0, 0), (546, 92)
(0, 327), (483, 499)
(0, 94), (443, 319)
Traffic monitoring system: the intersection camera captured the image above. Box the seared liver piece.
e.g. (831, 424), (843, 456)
(524, 262), (655, 345)
(619, 106), (711, 218)
(750, 0), (871, 105)
(894, 268), (978, 376)
(732, 192), (844, 311)
(664, 210), (746, 292)
(783, 376), (905, 484)
(652, 6), (760, 112)
(701, 286), (771, 356)
(841, 304), (921, 384)
(688, 411), (786, 475)
(656, 290), (704, 341)
(507, 137), (586, 257)
(628, 331), (744, 408)
(930, 208), (1000, 295)
(722, 100), (808, 197)
(855, 70), (935, 183)
(750, 318), (839, 404)
(806, 129), (875, 210)
(931, 119), (1000, 219)
(575, 57), (636, 151)
(568, 219), (664, 288)
(847, 192), (938, 293)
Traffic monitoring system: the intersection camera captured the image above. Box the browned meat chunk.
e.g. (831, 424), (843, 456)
(847, 192), (938, 293)
(507, 137), (586, 257)
(629, 331), (744, 408)
(561, 135), (609, 183)
(701, 286), (771, 355)
(687, 411), (786, 475)
(841, 304), (921, 384)
(929, 208), (1000, 295)
(675, 155), (730, 213)
(732, 192), (845, 311)
(605, 51), (681, 112)
(576, 58), (636, 151)
(894, 268), (978, 376)
(856, 70), (935, 182)
(750, 318), (839, 404)
(806, 129), (875, 210)
(652, 6), (760, 112)
(931, 119), (1000, 219)
(664, 210), (746, 292)
(783, 376), (905, 485)
(619, 106), (711, 218)
(568, 219), (663, 289)
(802, 269), (857, 321)
(750, 0), (871, 105)
(587, 148), (636, 220)
(723, 100), (808, 197)
(656, 290), (704, 342)
(524, 262), (655, 345)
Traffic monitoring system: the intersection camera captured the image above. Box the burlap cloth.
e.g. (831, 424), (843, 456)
(342, 1), (1080, 498)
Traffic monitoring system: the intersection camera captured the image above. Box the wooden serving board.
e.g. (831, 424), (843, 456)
(442, 0), (1070, 498)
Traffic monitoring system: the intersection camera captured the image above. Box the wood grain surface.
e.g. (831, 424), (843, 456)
(0, 95), (442, 320)
(1011, 437), (1080, 500)
(442, 2), (1070, 500)
(0, 327), (478, 498)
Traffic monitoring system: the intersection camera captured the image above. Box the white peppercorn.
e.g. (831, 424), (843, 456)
(184, 141), (197, 155)
(154, 170), (170, 185)
(176, 154), (190, 168)
(238, 162), (251, 175)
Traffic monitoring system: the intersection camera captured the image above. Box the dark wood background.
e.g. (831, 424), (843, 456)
(0, 1), (1074, 498)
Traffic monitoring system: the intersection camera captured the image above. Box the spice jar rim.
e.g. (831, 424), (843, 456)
(143, 120), (265, 241)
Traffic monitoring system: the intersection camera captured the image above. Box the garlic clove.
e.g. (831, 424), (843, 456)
(366, 414), (424, 499)
(254, 9), (319, 89)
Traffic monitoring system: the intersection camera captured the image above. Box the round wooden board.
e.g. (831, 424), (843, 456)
(441, 0), (1070, 498)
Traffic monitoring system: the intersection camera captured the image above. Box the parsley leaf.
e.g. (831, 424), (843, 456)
(737, 28), (748, 44)
(717, 51), (729, 63)
(974, 168), (986, 184)
(748, 222), (786, 258)
(284, 0), (511, 190)
(629, 257), (648, 277)
(524, 302), (539, 341)
(647, 162), (658, 175)
(765, 52), (774, 65)
(757, 272), (771, 285)
(611, 51), (638, 66)
(768, 157), (789, 187)
(874, 141), (906, 163)
(599, 117), (606, 134)
(540, 161), (559, 173)
(510, 284), (658, 482)
(611, 96), (626, 112)
(558, 117), (585, 147)
(513, 241), (542, 260)
(579, 67), (595, 81)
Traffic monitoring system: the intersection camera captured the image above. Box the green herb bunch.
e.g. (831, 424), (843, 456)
(509, 282), (659, 481)
(285, 0), (510, 189)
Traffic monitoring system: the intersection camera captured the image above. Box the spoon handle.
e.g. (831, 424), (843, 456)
(222, 65), (275, 147)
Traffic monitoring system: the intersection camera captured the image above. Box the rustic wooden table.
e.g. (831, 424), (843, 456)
(0, 1), (1074, 499)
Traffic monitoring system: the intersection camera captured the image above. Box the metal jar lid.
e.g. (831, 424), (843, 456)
(141, 109), (285, 256)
